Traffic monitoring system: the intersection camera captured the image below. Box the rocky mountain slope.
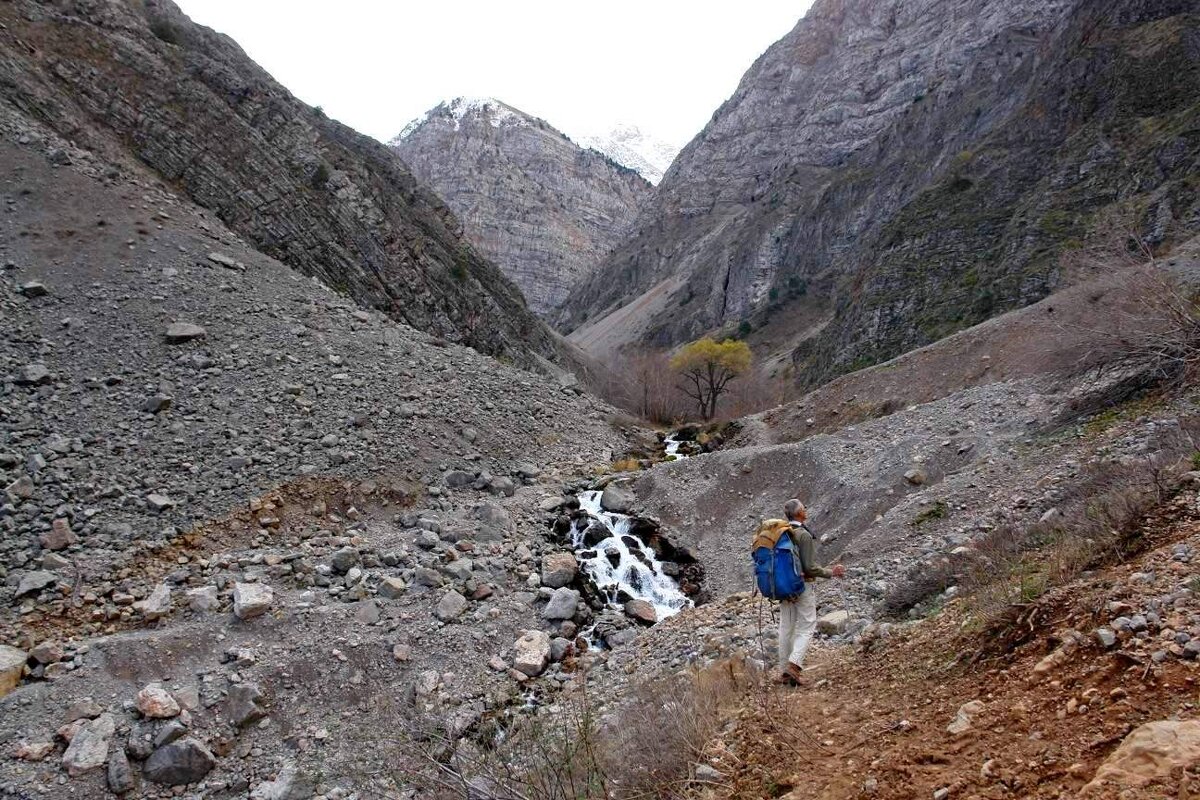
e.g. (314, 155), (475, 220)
(0, 0), (559, 365)
(390, 98), (651, 316)
(576, 123), (679, 185)
(0, 130), (640, 797)
(556, 0), (1200, 385)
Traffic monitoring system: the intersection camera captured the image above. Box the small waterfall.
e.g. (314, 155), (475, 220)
(572, 490), (691, 622)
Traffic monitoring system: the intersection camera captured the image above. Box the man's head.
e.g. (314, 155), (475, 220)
(784, 498), (806, 523)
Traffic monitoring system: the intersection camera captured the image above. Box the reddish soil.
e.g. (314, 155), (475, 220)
(705, 500), (1200, 799)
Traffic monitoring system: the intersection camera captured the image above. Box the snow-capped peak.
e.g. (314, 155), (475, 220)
(391, 97), (528, 143)
(575, 124), (680, 185)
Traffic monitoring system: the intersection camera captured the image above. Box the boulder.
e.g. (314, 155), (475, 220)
(512, 631), (551, 677)
(142, 737), (217, 785)
(946, 700), (985, 735)
(1083, 720), (1200, 795)
(600, 483), (634, 513)
(0, 645), (28, 697)
(623, 599), (658, 625)
(378, 577), (406, 599)
(108, 747), (135, 794)
(186, 586), (221, 612)
(61, 713), (115, 777)
(135, 685), (180, 719)
(817, 610), (851, 636)
(541, 587), (579, 620)
(903, 468), (927, 486)
(233, 582), (273, 620)
(434, 590), (468, 621)
(330, 546), (359, 574)
(135, 583), (172, 620)
(15, 570), (58, 597)
(226, 683), (267, 727)
(540, 552), (578, 589)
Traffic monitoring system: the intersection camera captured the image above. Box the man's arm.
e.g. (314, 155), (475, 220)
(795, 526), (833, 580)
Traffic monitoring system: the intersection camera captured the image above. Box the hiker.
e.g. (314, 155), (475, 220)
(752, 498), (845, 685)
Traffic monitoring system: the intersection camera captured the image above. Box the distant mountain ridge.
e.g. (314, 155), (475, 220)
(391, 98), (651, 316)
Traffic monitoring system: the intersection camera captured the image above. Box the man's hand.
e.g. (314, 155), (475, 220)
(830, 564), (846, 578)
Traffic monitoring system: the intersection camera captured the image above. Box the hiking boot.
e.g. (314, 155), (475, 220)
(783, 662), (806, 686)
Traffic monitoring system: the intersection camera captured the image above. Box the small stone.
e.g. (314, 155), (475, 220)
(29, 640), (65, 664)
(108, 747), (135, 794)
(1096, 627), (1117, 649)
(904, 469), (927, 486)
(233, 582), (274, 620)
(392, 644), (411, 662)
(18, 281), (47, 298)
(146, 493), (175, 512)
(135, 685), (180, 719)
(142, 394), (173, 414)
(39, 518), (77, 551)
(164, 322), (206, 343)
(5, 474), (35, 501)
(14, 363), (51, 385)
(378, 577), (406, 599)
(186, 586), (220, 612)
(15, 741), (55, 761)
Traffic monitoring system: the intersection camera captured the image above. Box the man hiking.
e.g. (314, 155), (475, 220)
(752, 498), (845, 685)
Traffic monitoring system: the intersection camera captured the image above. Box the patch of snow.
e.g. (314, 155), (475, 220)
(576, 123), (681, 184)
(391, 97), (529, 144)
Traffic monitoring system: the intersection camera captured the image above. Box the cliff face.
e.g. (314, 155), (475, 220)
(390, 99), (651, 316)
(0, 0), (559, 364)
(556, 0), (1200, 385)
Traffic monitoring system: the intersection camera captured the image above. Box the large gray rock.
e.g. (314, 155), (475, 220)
(142, 737), (217, 786)
(61, 713), (115, 777)
(600, 483), (634, 514)
(540, 552), (578, 589)
(434, 590), (468, 621)
(233, 582), (273, 620)
(541, 587), (579, 620)
(15, 570), (57, 597)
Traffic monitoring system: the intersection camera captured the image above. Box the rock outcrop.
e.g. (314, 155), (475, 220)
(391, 98), (650, 315)
(0, 0), (559, 365)
(557, 0), (1200, 386)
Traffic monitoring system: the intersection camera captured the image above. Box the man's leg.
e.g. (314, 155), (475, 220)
(777, 600), (796, 670)
(788, 586), (819, 669)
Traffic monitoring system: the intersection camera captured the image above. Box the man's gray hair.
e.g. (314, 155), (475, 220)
(784, 498), (806, 520)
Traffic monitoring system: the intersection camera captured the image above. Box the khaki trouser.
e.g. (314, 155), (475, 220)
(778, 586), (817, 668)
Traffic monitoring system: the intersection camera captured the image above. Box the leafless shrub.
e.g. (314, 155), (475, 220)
(1058, 205), (1200, 398)
(601, 659), (754, 799)
(389, 661), (753, 800)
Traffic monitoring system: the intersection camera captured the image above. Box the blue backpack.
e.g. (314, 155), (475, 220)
(752, 519), (806, 600)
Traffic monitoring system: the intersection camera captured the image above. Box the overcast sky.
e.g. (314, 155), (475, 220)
(174, 1), (814, 148)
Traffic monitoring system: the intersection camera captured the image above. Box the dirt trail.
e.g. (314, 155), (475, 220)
(706, 500), (1200, 799)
